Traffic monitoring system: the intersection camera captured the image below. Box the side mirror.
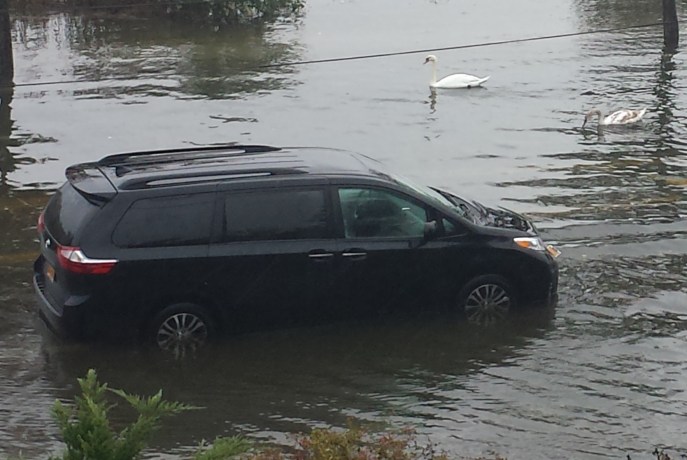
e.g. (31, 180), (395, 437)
(423, 220), (438, 240)
(409, 221), (438, 249)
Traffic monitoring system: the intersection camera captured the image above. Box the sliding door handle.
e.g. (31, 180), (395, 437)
(342, 250), (367, 261)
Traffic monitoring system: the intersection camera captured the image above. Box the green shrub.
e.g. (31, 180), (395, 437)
(245, 424), (450, 460)
(49, 370), (507, 460)
(50, 369), (194, 460)
(194, 436), (252, 460)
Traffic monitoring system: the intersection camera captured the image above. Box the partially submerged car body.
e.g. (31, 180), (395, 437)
(33, 144), (559, 355)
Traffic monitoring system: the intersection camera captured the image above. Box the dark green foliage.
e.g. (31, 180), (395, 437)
(49, 370), (507, 460)
(50, 369), (193, 460)
(193, 436), (252, 460)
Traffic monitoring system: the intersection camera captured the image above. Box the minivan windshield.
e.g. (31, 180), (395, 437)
(355, 152), (485, 223)
(376, 170), (484, 223)
(365, 165), (452, 206)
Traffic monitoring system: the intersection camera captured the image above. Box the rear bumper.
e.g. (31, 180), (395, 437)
(33, 257), (145, 343)
(34, 274), (76, 340)
(33, 257), (87, 340)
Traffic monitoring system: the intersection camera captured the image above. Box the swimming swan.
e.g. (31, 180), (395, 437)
(582, 108), (647, 128)
(423, 55), (490, 89)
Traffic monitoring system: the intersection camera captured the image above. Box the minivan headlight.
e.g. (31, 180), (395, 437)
(514, 237), (546, 251)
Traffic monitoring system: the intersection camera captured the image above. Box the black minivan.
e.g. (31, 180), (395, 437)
(34, 145), (559, 355)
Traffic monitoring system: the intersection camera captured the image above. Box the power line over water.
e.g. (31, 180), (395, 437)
(2, 21), (668, 91)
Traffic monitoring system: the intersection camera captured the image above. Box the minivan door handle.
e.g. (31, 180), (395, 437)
(308, 250), (334, 261)
(342, 250), (367, 260)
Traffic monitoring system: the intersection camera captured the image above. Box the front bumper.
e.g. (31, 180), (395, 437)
(519, 253), (559, 308)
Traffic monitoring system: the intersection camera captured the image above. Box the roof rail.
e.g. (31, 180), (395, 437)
(97, 144), (281, 166)
(116, 167), (306, 190)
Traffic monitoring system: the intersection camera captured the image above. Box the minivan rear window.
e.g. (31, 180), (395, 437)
(44, 183), (100, 245)
(113, 193), (214, 248)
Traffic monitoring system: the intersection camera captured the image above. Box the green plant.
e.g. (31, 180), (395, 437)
(48, 370), (506, 460)
(51, 369), (194, 460)
(251, 424), (450, 460)
(193, 436), (252, 460)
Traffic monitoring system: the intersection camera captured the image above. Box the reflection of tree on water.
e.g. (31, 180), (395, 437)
(652, 51), (678, 165)
(0, 86), (14, 195)
(10, 11), (303, 100)
(0, 85), (52, 265)
(0, 0), (13, 191)
(573, 0), (674, 30)
(0, 0), (13, 81)
(14, 0), (304, 26)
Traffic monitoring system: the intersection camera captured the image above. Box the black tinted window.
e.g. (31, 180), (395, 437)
(338, 188), (428, 238)
(113, 194), (214, 248)
(224, 189), (329, 242)
(45, 184), (100, 245)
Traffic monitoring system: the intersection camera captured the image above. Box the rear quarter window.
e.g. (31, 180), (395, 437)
(223, 189), (330, 242)
(44, 183), (100, 245)
(113, 193), (214, 248)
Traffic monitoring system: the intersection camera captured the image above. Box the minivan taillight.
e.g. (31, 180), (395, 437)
(57, 245), (118, 275)
(37, 211), (45, 234)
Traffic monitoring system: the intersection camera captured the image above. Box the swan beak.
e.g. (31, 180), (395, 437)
(423, 58), (430, 64)
(581, 118), (588, 128)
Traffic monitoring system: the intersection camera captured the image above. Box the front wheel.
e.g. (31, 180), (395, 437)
(149, 303), (215, 357)
(458, 275), (516, 326)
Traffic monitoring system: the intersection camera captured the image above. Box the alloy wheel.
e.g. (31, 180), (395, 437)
(156, 312), (208, 358)
(464, 283), (511, 326)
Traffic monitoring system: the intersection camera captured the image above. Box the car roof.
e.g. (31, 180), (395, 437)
(67, 145), (387, 193)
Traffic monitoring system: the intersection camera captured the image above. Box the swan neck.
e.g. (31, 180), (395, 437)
(431, 60), (437, 84)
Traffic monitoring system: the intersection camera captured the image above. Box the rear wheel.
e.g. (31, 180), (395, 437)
(458, 275), (516, 326)
(149, 303), (215, 358)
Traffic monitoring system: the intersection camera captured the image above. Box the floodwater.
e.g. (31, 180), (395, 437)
(1, 0), (686, 458)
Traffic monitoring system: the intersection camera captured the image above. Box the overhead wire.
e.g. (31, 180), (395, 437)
(258, 22), (666, 68)
(0, 21), (668, 91)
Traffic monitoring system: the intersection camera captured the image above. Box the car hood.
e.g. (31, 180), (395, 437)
(432, 188), (537, 234)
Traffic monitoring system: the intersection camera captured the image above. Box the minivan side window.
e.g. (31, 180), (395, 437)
(113, 194), (214, 248)
(339, 188), (428, 238)
(223, 189), (329, 242)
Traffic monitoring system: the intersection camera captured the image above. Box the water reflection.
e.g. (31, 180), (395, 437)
(653, 51), (679, 148)
(12, 14), (302, 99)
(427, 89), (437, 114)
(1, 0), (687, 458)
(574, 0), (674, 29)
(39, 310), (555, 455)
(0, 86), (13, 191)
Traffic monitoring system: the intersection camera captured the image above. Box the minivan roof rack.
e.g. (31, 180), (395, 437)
(97, 144), (281, 166)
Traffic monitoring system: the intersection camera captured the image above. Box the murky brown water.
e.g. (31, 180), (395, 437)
(1, 0), (686, 459)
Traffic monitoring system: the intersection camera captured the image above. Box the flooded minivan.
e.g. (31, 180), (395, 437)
(34, 144), (560, 355)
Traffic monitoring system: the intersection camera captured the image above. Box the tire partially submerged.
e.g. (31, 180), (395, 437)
(458, 275), (516, 326)
(150, 303), (215, 358)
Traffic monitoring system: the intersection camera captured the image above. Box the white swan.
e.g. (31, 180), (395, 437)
(582, 108), (647, 128)
(423, 54), (490, 89)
